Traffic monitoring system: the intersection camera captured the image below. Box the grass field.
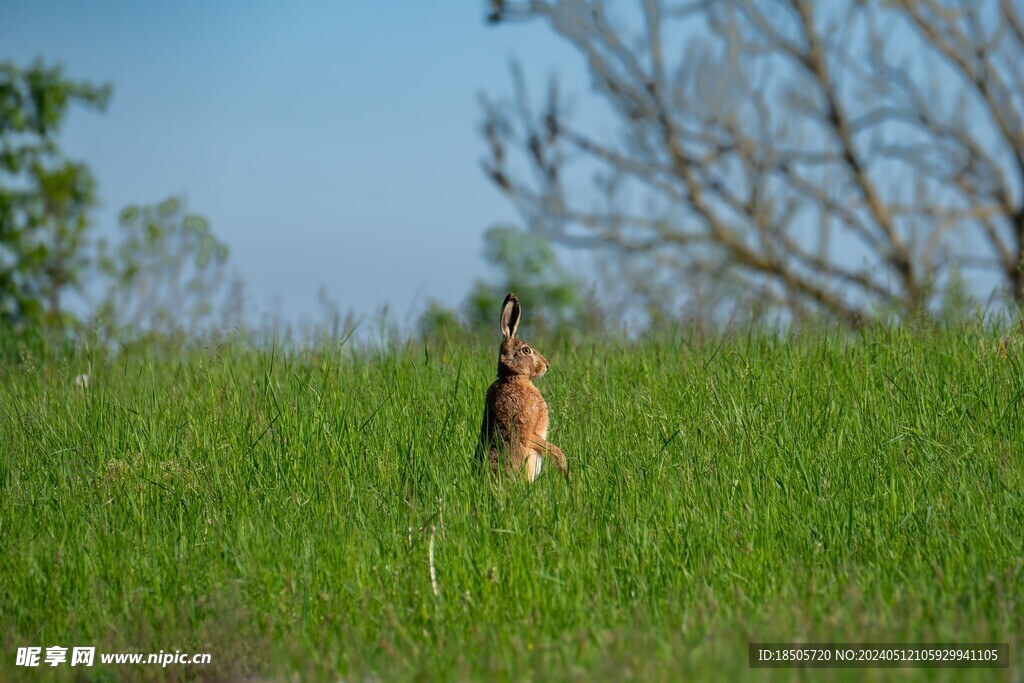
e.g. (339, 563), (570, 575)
(2, 321), (1023, 681)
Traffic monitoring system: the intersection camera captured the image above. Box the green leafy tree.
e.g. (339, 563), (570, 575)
(464, 225), (587, 335)
(0, 60), (110, 328)
(419, 225), (598, 340)
(419, 225), (589, 339)
(417, 300), (466, 341)
(96, 197), (230, 336)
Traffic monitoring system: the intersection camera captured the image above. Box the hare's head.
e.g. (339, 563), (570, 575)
(497, 293), (549, 379)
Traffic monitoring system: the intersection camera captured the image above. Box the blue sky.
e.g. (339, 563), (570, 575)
(1, 1), (594, 328)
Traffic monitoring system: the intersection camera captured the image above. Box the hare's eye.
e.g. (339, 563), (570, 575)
(522, 346), (532, 355)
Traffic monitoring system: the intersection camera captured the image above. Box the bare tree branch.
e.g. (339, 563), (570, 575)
(482, 0), (1024, 323)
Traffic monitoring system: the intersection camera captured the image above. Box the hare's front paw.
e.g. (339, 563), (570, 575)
(548, 444), (569, 478)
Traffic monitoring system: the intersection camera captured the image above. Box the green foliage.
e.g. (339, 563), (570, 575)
(417, 299), (466, 341)
(96, 197), (230, 336)
(1, 322), (1022, 680)
(940, 265), (974, 326)
(420, 225), (598, 341)
(0, 61), (228, 341)
(0, 60), (110, 328)
(465, 225), (586, 334)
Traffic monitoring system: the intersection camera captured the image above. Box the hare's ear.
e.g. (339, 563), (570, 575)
(500, 293), (521, 338)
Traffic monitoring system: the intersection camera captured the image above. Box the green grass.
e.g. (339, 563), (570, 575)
(1, 322), (1023, 681)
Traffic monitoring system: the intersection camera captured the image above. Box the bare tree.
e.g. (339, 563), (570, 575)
(481, 0), (1024, 323)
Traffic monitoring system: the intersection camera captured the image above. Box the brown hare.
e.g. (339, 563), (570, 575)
(478, 293), (568, 481)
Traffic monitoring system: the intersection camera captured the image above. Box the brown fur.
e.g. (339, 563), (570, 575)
(478, 293), (568, 481)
